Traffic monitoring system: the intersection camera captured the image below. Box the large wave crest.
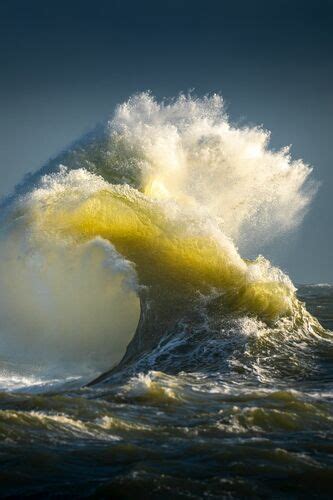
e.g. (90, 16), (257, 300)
(0, 93), (324, 382)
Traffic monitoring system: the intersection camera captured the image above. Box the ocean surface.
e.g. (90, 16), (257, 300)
(0, 94), (332, 498)
(0, 284), (332, 499)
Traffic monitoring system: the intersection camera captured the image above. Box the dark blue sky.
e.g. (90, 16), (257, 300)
(0, 0), (332, 282)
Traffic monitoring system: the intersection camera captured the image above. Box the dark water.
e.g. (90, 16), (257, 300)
(0, 284), (332, 499)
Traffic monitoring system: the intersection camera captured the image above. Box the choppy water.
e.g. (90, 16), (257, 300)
(0, 94), (332, 498)
(0, 285), (331, 499)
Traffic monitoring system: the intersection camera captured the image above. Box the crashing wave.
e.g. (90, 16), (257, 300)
(0, 93), (326, 383)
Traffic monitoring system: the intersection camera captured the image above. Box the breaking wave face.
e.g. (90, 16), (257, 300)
(0, 93), (326, 383)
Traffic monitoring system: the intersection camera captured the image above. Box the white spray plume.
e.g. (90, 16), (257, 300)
(110, 92), (317, 249)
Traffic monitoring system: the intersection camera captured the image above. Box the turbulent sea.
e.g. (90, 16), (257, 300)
(0, 94), (332, 498)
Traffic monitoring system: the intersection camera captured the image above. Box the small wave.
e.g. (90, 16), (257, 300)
(304, 283), (332, 288)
